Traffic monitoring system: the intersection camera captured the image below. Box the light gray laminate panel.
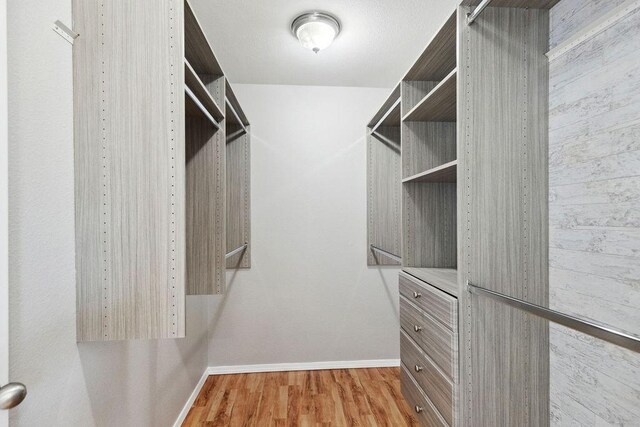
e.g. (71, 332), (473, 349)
(399, 272), (458, 331)
(402, 182), (457, 269)
(457, 6), (549, 426)
(73, 0), (186, 341)
(184, 0), (223, 76)
(403, 69), (457, 123)
(186, 76), (226, 295)
(369, 84), (401, 127)
(226, 124), (251, 269)
(403, 10), (457, 82)
(401, 330), (455, 426)
(403, 267), (459, 297)
(401, 120), (456, 179)
(403, 160), (457, 184)
(400, 364), (448, 427)
(367, 126), (402, 266)
(402, 81), (438, 118)
(400, 295), (457, 380)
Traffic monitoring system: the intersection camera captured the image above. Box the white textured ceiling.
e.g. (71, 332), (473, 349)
(189, 0), (460, 88)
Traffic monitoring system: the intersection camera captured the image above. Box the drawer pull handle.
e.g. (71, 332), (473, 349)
(415, 405), (423, 413)
(413, 325), (423, 332)
(413, 291), (422, 298)
(414, 365), (423, 372)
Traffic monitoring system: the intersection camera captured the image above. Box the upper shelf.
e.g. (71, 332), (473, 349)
(403, 68), (457, 122)
(403, 9), (457, 82)
(185, 86), (220, 129)
(185, 0), (224, 76)
(184, 59), (224, 122)
(225, 80), (250, 128)
(462, 0), (559, 8)
(403, 160), (457, 183)
(368, 83), (401, 129)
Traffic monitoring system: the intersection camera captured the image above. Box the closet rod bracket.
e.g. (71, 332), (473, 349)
(53, 20), (79, 45)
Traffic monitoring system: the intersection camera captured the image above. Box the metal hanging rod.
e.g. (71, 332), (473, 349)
(467, 282), (640, 354)
(225, 243), (248, 259)
(370, 245), (402, 263)
(185, 86), (220, 130)
(225, 98), (247, 134)
(467, 0), (493, 25)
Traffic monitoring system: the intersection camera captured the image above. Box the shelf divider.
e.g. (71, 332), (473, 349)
(403, 160), (457, 183)
(403, 68), (457, 122)
(184, 59), (225, 122)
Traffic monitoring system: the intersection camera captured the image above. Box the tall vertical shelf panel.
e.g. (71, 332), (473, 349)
(367, 84), (401, 266)
(225, 81), (251, 269)
(458, 2), (552, 425)
(184, 0), (226, 295)
(74, 0), (252, 341)
(73, 0), (186, 341)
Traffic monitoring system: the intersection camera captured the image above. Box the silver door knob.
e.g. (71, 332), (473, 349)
(413, 291), (421, 298)
(415, 405), (423, 413)
(414, 365), (423, 372)
(413, 325), (423, 332)
(0, 383), (27, 410)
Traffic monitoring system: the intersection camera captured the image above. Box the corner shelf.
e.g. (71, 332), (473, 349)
(403, 160), (457, 183)
(185, 59), (225, 122)
(369, 83), (402, 131)
(403, 267), (458, 298)
(403, 68), (457, 122)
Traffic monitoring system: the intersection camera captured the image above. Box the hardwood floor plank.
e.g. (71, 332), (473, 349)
(182, 368), (418, 426)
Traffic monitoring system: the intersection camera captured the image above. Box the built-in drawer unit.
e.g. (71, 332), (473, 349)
(401, 330), (454, 425)
(399, 271), (457, 331)
(400, 295), (457, 380)
(399, 271), (459, 426)
(401, 364), (448, 427)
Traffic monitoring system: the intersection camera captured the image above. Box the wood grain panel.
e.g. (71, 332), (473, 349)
(399, 272), (458, 331)
(403, 160), (457, 184)
(402, 182), (457, 269)
(403, 69), (457, 123)
(367, 126), (402, 266)
(462, 0), (559, 8)
(369, 83), (401, 127)
(186, 76), (226, 295)
(402, 267), (459, 297)
(73, 0), (186, 341)
(184, 0), (223, 76)
(457, 6), (549, 425)
(403, 10), (457, 82)
(184, 59), (224, 121)
(401, 330), (455, 425)
(226, 123), (251, 269)
(401, 120), (456, 179)
(400, 365), (448, 427)
(400, 296), (457, 380)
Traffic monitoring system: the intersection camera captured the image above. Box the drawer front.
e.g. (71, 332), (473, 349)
(399, 272), (457, 331)
(401, 330), (454, 425)
(400, 295), (457, 380)
(401, 364), (448, 427)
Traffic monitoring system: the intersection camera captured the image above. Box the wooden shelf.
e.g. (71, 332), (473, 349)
(225, 80), (249, 128)
(185, 0), (224, 76)
(403, 10), (457, 82)
(368, 83), (401, 129)
(403, 68), (457, 122)
(402, 267), (458, 297)
(462, 0), (559, 8)
(403, 160), (457, 183)
(184, 59), (224, 122)
(185, 86), (219, 128)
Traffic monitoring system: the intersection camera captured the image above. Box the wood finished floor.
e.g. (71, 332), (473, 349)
(182, 367), (419, 426)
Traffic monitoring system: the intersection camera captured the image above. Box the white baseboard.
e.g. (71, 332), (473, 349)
(173, 359), (400, 426)
(173, 370), (209, 427)
(206, 359), (400, 375)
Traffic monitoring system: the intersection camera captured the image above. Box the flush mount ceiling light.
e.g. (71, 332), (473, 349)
(291, 12), (341, 53)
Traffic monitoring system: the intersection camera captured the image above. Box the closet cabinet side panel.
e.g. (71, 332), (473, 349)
(367, 127), (401, 265)
(73, 0), (186, 341)
(186, 77), (226, 294)
(226, 125), (251, 269)
(457, 6), (549, 426)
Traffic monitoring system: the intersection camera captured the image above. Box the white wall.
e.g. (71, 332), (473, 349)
(7, 1), (208, 426)
(208, 84), (401, 366)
